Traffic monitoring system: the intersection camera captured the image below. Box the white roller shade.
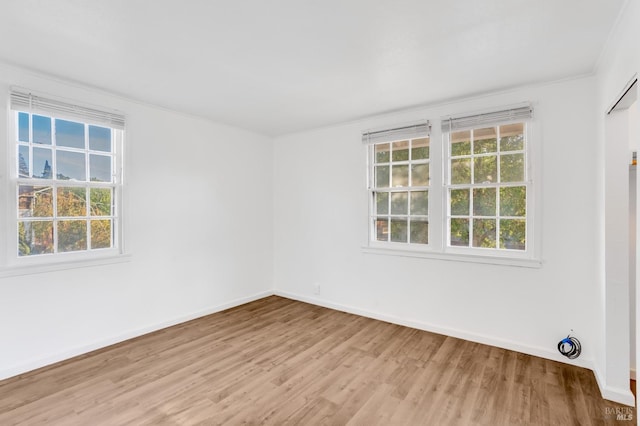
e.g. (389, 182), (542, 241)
(441, 105), (532, 133)
(10, 88), (125, 129)
(362, 121), (430, 145)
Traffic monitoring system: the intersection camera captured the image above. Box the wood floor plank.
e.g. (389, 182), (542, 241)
(0, 296), (634, 425)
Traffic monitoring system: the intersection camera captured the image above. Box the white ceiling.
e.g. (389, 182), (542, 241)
(0, 0), (627, 136)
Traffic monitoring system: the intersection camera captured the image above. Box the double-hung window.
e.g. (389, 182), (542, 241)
(365, 105), (537, 265)
(7, 89), (125, 264)
(365, 122), (431, 246)
(443, 106), (532, 255)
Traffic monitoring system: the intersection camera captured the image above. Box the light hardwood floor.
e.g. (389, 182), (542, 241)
(0, 296), (635, 425)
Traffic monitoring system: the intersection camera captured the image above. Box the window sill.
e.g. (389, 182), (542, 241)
(0, 253), (132, 278)
(361, 246), (542, 268)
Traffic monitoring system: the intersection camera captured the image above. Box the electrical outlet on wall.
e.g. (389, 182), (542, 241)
(313, 283), (321, 295)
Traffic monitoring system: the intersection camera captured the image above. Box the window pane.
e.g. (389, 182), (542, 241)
(473, 188), (496, 216)
(375, 144), (390, 163)
(410, 219), (428, 244)
(90, 188), (113, 216)
(390, 192), (408, 215)
(411, 163), (429, 186)
(392, 165), (409, 187)
(451, 158), (471, 184)
(450, 189), (470, 215)
(500, 186), (526, 217)
(500, 123), (524, 152)
(89, 125), (111, 152)
(500, 153), (525, 182)
(57, 187), (87, 217)
(19, 186), (53, 217)
(56, 119), (85, 149)
(33, 115), (52, 145)
(392, 140), (409, 161)
(411, 138), (429, 160)
(410, 191), (428, 215)
(18, 221), (54, 256)
(474, 156), (497, 183)
(58, 220), (87, 252)
(451, 131), (471, 156)
(56, 150), (86, 181)
(18, 112), (29, 142)
(443, 121), (529, 252)
(500, 219), (526, 250)
(376, 192), (389, 215)
(473, 219), (496, 248)
(18, 145), (29, 178)
(33, 147), (53, 179)
(90, 154), (112, 182)
(91, 219), (112, 249)
(473, 127), (497, 154)
(390, 219), (408, 242)
(375, 165), (390, 188)
(376, 218), (388, 241)
(450, 218), (469, 246)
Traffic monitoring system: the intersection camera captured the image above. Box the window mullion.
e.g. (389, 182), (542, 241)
(84, 124), (91, 251)
(52, 181), (58, 254)
(86, 185), (91, 251)
(470, 129), (475, 186)
(496, 183), (501, 249)
(368, 146), (376, 243)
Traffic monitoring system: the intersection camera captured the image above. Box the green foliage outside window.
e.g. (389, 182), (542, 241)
(449, 124), (527, 251)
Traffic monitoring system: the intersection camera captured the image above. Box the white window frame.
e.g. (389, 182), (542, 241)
(0, 89), (129, 277)
(363, 105), (541, 268)
(443, 121), (533, 260)
(365, 121), (432, 249)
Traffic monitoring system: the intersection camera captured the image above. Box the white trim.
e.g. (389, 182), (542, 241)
(0, 253), (132, 278)
(274, 290), (634, 406)
(631, 368), (636, 381)
(0, 290), (272, 381)
(1, 289), (634, 406)
(5, 106), (125, 267)
(365, 114), (540, 263)
(275, 290), (589, 367)
(367, 132), (431, 245)
(593, 366), (637, 406)
(443, 120), (533, 255)
(361, 245), (542, 268)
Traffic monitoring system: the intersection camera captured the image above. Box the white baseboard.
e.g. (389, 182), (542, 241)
(593, 367), (637, 406)
(274, 290), (638, 406)
(274, 290), (592, 368)
(0, 290), (272, 382)
(3, 289), (636, 407)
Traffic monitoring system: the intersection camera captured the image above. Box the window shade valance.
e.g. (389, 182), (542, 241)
(441, 105), (532, 133)
(10, 88), (126, 130)
(362, 121), (430, 145)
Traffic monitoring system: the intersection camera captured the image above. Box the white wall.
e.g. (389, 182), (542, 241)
(274, 77), (603, 377)
(0, 64), (274, 379)
(595, 0), (640, 406)
(0, 2), (636, 408)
